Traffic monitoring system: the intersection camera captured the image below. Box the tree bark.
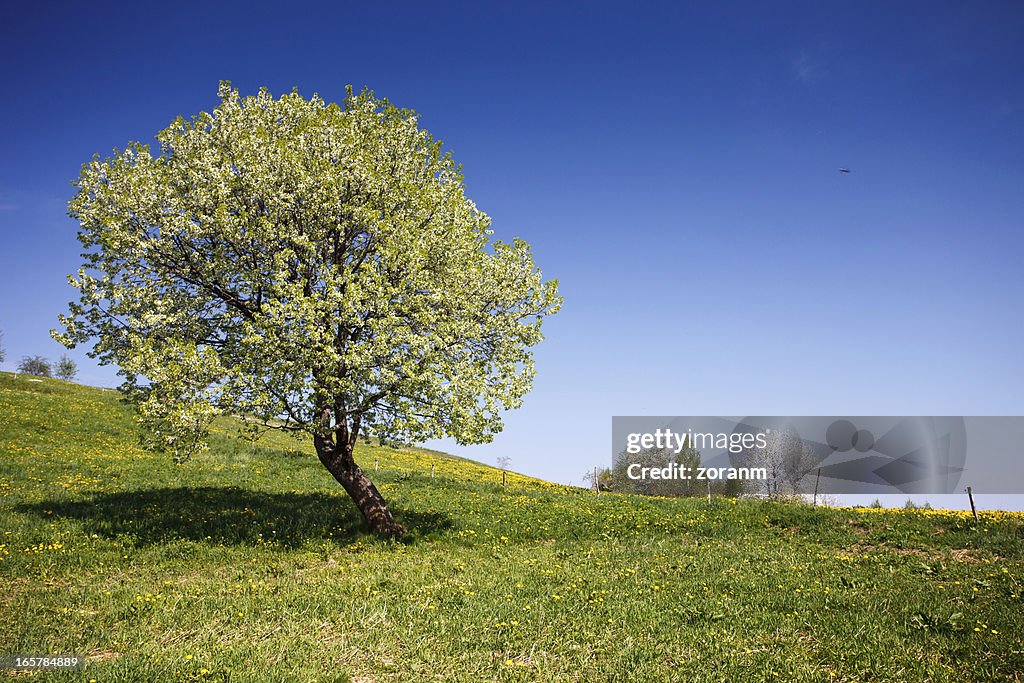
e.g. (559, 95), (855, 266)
(314, 434), (405, 538)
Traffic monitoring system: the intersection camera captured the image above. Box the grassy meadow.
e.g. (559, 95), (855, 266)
(1, 371), (1023, 681)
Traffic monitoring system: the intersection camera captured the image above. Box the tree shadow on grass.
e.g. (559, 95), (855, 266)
(17, 486), (454, 548)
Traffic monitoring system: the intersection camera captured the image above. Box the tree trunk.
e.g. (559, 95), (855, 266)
(314, 434), (405, 538)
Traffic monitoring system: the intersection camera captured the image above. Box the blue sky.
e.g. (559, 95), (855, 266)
(1, 2), (1022, 504)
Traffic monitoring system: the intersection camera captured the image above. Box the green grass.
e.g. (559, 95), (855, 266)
(1, 371), (1023, 681)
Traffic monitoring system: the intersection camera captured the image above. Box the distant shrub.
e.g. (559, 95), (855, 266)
(584, 466), (614, 492)
(774, 493), (812, 506)
(18, 355), (52, 378)
(815, 494), (838, 508)
(55, 355), (78, 382)
(870, 499), (883, 508)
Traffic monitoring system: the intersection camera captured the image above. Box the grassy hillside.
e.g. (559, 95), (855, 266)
(1, 372), (1022, 682)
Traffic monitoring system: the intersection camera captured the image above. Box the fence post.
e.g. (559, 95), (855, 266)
(502, 470), (507, 487)
(706, 478), (711, 504)
(374, 458), (379, 472)
(966, 486), (978, 522)
(431, 463), (435, 479)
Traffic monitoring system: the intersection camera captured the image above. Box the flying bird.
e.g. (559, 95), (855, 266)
(838, 167), (851, 174)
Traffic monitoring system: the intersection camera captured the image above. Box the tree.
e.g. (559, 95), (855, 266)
(0, 329), (5, 364)
(610, 438), (702, 497)
(55, 354), (78, 382)
(18, 355), (52, 377)
(739, 428), (816, 498)
(583, 466), (613, 492)
(496, 456), (512, 471)
(53, 83), (561, 537)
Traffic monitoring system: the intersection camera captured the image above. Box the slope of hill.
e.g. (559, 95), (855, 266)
(1, 372), (1022, 681)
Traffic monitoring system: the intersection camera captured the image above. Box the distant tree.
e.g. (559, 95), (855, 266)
(710, 474), (746, 498)
(0, 329), (5, 364)
(55, 355), (78, 382)
(610, 437), (703, 497)
(52, 83), (560, 537)
(18, 355), (52, 377)
(740, 429), (816, 497)
(496, 456), (512, 471)
(583, 466), (614, 492)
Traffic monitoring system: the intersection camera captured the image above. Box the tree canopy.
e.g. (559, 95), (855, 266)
(55, 355), (78, 382)
(54, 83), (561, 535)
(18, 355), (52, 378)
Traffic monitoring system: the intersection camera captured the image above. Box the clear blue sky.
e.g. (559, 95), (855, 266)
(1, 2), (1022, 505)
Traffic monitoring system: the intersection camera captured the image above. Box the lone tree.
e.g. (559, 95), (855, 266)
(740, 428), (817, 498)
(54, 83), (561, 537)
(55, 354), (78, 382)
